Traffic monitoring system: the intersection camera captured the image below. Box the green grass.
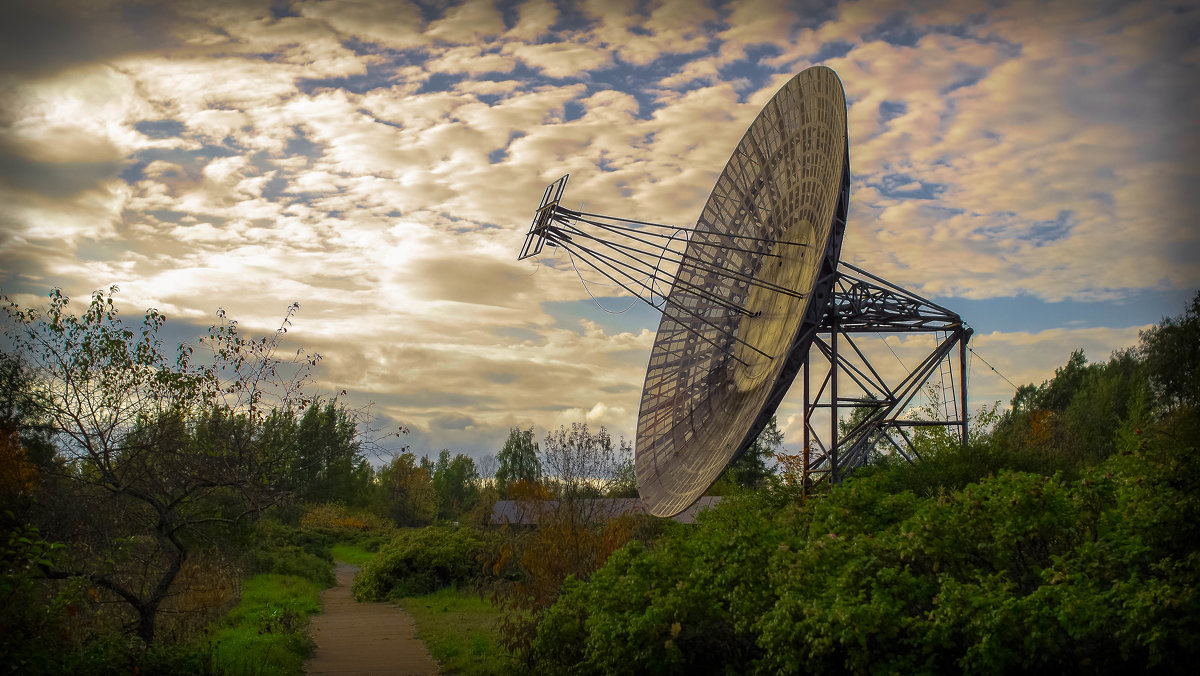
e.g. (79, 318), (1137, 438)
(330, 542), (377, 565)
(209, 574), (324, 676)
(395, 587), (513, 675)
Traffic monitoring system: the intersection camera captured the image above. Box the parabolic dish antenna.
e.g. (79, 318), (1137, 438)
(635, 67), (849, 516)
(518, 66), (970, 518)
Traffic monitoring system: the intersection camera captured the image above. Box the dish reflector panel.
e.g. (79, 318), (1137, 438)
(635, 66), (850, 517)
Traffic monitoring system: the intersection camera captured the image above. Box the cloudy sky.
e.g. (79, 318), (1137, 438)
(1, 0), (1196, 463)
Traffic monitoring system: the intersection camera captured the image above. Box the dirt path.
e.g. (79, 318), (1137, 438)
(305, 563), (440, 676)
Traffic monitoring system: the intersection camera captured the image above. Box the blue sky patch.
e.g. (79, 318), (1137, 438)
(871, 173), (944, 199)
(119, 145), (239, 183)
(933, 287), (1196, 337)
(544, 296), (661, 336)
(878, 99), (907, 124)
(720, 44), (785, 101)
(285, 126), (323, 159)
(813, 39), (854, 63)
(1027, 210), (1075, 247)
(863, 11), (923, 47)
(134, 119), (185, 138)
(940, 64), (988, 95)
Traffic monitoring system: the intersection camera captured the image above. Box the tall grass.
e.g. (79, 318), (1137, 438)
(208, 574), (323, 676)
(395, 586), (512, 675)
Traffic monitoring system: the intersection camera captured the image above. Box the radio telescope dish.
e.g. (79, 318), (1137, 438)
(635, 67), (849, 516)
(517, 65), (971, 518)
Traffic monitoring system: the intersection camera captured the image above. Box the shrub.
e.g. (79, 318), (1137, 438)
(243, 519), (335, 587)
(247, 545), (334, 587)
(526, 486), (800, 674)
(526, 421), (1200, 674)
(300, 502), (393, 535)
(352, 526), (493, 601)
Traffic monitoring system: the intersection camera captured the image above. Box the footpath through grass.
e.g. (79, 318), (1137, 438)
(330, 542), (378, 565)
(209, 574), (324, 676)
(395, 587), (512, 675)
(333, 532), (511, 673)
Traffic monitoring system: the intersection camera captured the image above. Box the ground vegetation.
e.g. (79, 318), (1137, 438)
(521, 291), (1200, 674)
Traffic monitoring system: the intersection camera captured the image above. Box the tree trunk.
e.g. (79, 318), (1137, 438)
(135, 533), (186, 646)
(136, 601), (158, 645)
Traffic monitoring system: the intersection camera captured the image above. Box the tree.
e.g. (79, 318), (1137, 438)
(1036, 348), (1090, 412)
(607, 451), (637, 498)
(0, 286), (323, 645)
(495, 423), (637, 661)
(1139, 290), (1200, 410)
(477, 453), (498, 484)
(496, 426), (541, 496)
(289, 399), (372, 505)
(709, 417), (783, 494)
(728, 416), (783, 489)
(374, 451), (436, 527)
(431, 449), (480, 520)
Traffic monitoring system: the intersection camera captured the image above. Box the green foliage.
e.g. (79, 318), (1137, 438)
(523, 296), (1200, 673)
(244, 519), (335, 585)
(1139, 290), (1200, 409)
(352, 526), (492, 601)
(0, 515), (71, 674)
(287, 400), (373, 506)
(244, 540), (334, 588)
(395, 586), (513, 676)
(373, 452), (438, 527)
(496, 427), (541, 496)
(528, 488), (799, 674)
(431, 449), (481, 520)
(529, 428), (1200, 673)
(209, 573), (324, 676)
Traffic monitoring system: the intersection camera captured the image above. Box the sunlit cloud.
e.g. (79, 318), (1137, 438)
(0, 0), (1195, 459)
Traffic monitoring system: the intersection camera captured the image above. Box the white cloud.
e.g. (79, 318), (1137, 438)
(1, 0), (1193, 460)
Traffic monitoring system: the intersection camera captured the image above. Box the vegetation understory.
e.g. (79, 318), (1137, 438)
(1, 287), (1196, 674)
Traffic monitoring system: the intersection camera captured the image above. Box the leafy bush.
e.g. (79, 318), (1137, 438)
(243, 519), (335, 587)
(527, 487), (802, 674)
(300, 502), (393, 534)
(247, 545), (334, 587)
(526, 416), (1200, 674)
(352, 526), (493, 601)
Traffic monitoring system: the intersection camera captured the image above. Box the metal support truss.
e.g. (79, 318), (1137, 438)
(800, 264), (973, 487)
(519, 174), (813, 366)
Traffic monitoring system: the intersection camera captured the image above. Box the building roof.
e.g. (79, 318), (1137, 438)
(490, 496), (722, 526)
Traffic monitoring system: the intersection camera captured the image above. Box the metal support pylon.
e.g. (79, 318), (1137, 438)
(800, 264), (973, 487)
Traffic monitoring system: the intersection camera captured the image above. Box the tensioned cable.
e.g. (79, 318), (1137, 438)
(559, 207), (807, 251)
(967, 345), (1019, 391)
(566, 247), (640, 315)
(567, 243), (771, 359)
(562, 244), (762, 365)
(881, 335), (908, 370)
(551, 215), (806, 303)
(558, 205), (672, 315)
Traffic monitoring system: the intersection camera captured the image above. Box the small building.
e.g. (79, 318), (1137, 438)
(490, 496), (722, 526)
